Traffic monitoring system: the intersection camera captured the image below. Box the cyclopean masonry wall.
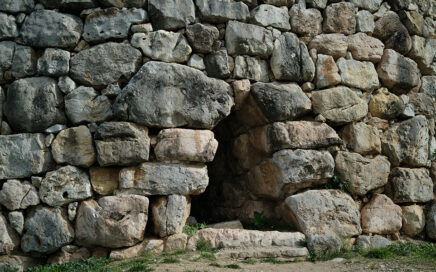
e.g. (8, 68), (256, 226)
(0, 0), (435, 269)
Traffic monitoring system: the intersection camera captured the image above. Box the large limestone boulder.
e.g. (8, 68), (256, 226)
(39, 166), (93, 207)
(335, 152), (390, 196)
(0, 214), (20, 254)
(377, 49), (421, 94)
(4, 77), (66, 132)
(283, 190), (362, 237)
(148, 0), (195, 30)
(0, 180), (39, 211)
(312, 86), (368, 125)
(382, 115), (429, 167)
(196, 0), (250, 23)
(337, 58), (380, 91)
(113, 61), (233, 129)
(271, 33), (315, 82)
(250, 4), (290, 31)
(373, 11), (412, 55)
(361, 194), (402, 234)
(95, 122), (150, 166)
(21, 206), (74, 254)
(308, 34), (348, 59)
(185, 23), (220, 54)
(236, 82), (311, 127)
(75, 195), (149, 248)
(289, 6), (323, 37)
(131, 31), (192, 63)
(152, 195), (190, 237)
(248, 149), (335, 199)
(118, 163), (209, 196)
(70, 42), (142, 86)
(155, 129), (218, 162)
(0, 134), (53, 179)
(89, 167), (119, 195)
(401, 205), (425, 237)
(427, 201), (436, 240)
(20, 10), (83, 48)
(323, 2), (356, 35)
(0, 0), (34, 13)
(341, 122), (381, 155)
(347, 33), (384, 62)
(83, 7), (147, 43)
(369, 88), (405, 120)
(388, 168), (433, 203)
(51, 126), (96, 168)
(225, 21), (273, 58)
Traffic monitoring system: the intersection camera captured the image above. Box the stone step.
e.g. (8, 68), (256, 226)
(215, 246), (308, 259)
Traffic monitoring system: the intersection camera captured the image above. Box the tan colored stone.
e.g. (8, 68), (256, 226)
(347, 33), (384, 63)
(232, 79), (250, 111)
(164, 233), (188, 252)
(48, 246), (90, 264)
(388, 167), (433, 203)
(315, 54), (341, 88)
(323, 2), (356, 35)
(337, 58), (380, 91)
(367, 117), (390, 131)
(308, 33), (348, 59)
(369, 88), (405, 120)
(152, 195), (191, 237)
(401, 205), (425, 237)
(341, 122), (381, 154)
(289, 5), (323, 37)
(0, 180), (39, 211)
(89, 167), (119, 195)
(361, 194), (402, 234)
(110, 238), (164, 260)
(155, 129), (218, 163)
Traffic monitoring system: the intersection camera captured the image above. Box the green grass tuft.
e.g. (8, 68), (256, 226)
(183, 223), (208, 237)
(26, 257), (112, 272)
(241, 259), (256, 264)
(161, 257), (180, 264)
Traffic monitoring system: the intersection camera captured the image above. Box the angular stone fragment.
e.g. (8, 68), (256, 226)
(75, 195), (149, 248)
(89, 167), (119, 195)
(65, 87), (113, 124)
(58, 76), (76, 95)
(110, 238), (164, 260)
(307, 234), (342, 254)
(408, 36), (436, 76)
(283, 190), (361, 237)
(289, 6), (323, 37)
(421, 76), (436, 98)
(83, 8), (147, 43)
(95, 122), (150, 166)
(389, 168), (433, 203)
(399, 10), (423, 36)
(155, 129), (218, 163)
(131, 31), (192, 63)
(341, 122), (381, 155)
(382, 115), (429, 167)
(119, 163), (209, 196)
(232, 79), (250, 110)
(0, 41), (14, 79)
(11, 45), (37, 79)
(21, 206), (74, 254)
(233, 55), (269, 82)
(70, 42), (142, 86)
(401, 205), (425, 236)
(271, 33), (314, 82)
(51, 126), (96, 168)
(427, 201), (436, 240)
(114, 61), (233, 129)
(204, 48), (231, 79)
(8, 211), (24, 236)
(37, 48), (70, 76)
(0, 12), (18, 40)
(308, 34), (348, 59)
(225, 20), (273, 58)
(152, 195), (190, 237)
(236, 82), (311, 127)
(250, 4), (290, 31)
(335, 152), (390, 196)
(356, 235), (392, 250)
(0, 0), (34, 13)
(312, 86), (368, 125)
(373, 11), (412, 55)
(408, 93), (435, 119)
(98, 0), (146, 8)
(361, 194), (402, 234)
(356, 10), (375, 33)
(349, 0), (382, 12)
(148, 0), (195, 30)
(0, 180), (40, 211)
(196, 0), (249, 23)
(0, 214), (20, 254)
(164, 233), (188, 252)
(248, 149), (335, 199)
(185, 23), (220, 54)
(337, 58), (380, 91)
(377, 49), (421, 94)
(323, 2), (356, 35)
(315, 54), (341, 89)
(39, 166), (93, 207)
(369, 88), (405, 120)
(21, 10), (83, 48)
(0, 134), (53, 179)
(347, 33), (384, 62)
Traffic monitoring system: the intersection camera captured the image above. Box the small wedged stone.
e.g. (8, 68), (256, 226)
(113, 61), (233, 129)
(337, 58), (380, 91)
(83, 7), (147, 43)
(70, 42), (142, 86)
(289, 6), (323, 37)
(21, 206), (74, 254)
(8, 211), (24, 235)
(0, 180), (39, 211)
(75, 195), (149, 248)
(271, 32), (315, 82)
(0, 12), (19, 40)
(204, 48), (232, 79)
(37, 48), (70, 76)
(373, 11), (412, 55)
(185, 23), (220, 54)
(361, 194), (402, 235)
(95, 122), (150, 166)
(335, 152), (390, 196)
(233, 55), (269, 82)
(388, 168), (433, 203)
(131, 31), (192, 63)
(196, 0), (250, 23)
(401, 205), (425, 236)
(118, 162), (209, 196)
(98, 0), (147, 8)
(51, 126), (96, 168)
(39, 165), (93, 207)
(0, 214), (20, 254)
(341, 122), (381, 155)
(250, 4), (290, 31)
(323, 2), (356, 35)
(152, 195), (190, 237)
(356, 10), (375, 33)
(282, 190), (362, 237)
(20, 10), (83, 48)
(155, 129), (218, 163)
(347, 33), (384, 63)
(11, 45), (37, 79)
(148, 0), (195, 30)
(369, 88), (405, 120)
(308, 34), (348, 59)
(247, 149), (335, 199)
(315, 54), (341, 89)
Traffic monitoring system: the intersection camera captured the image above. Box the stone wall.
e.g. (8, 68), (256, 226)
(0, 0), (435, 268)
